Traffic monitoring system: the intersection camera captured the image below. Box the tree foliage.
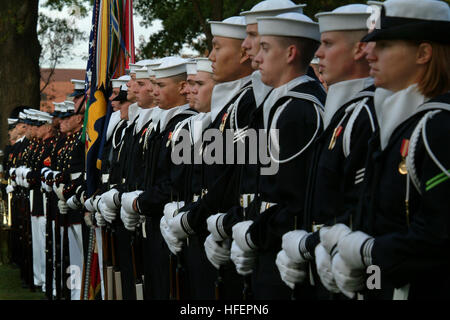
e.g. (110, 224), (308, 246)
(38, 14), (86, 92)
(134, 0), (260, 58)
(135, 0), (450, 59)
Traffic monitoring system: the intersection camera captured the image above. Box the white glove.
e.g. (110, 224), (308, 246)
(160, 216), (183, 255)
(41, 167), (50, 176)
(281, 230), (309, 263)
(121, 190), (144, 214)
(22, 168), (31, 188)
(58, 200), (69, 215)
(84, 196), (99, 213)
(102, 188), (121, 210)
(95, 212), (106, 227)
(230, 240), (257, 276)
(315, 243), (340, 293)
(275, 250), (307, 289)
(320, 224), (352, 256)
(168, 212), (190, 241)
(163, 201), (185, 220)
(120, 207), (140, 232)
(338, 231), (374, 269)
(67, 194), (81, 210)
(207, 213), (228, 241)
(9, 167), (15, 177)
(6, 185), (14, 193)
(204, 234), (231, 269)
(15, 167), (23, 186)
(53, 183), (65, 201)
(232, 221), (256, 252)
(99, 198), (117, 223)
(332, 253), (365, 299)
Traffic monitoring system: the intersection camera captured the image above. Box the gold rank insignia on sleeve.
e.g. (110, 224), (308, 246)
(328, 125), (343, 150)
(398, 139), (409, 175)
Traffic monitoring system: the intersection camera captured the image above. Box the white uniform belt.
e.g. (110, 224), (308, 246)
(102, 174), (110, 184)
(70, 172), (82, 180)
(240, 194), (255, 209)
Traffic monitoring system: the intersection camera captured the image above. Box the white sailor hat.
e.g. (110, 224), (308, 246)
(154, 57), (188, 79)
(362, 0), (450, 44)
(135, 67), (150, 80)
(209, 16), (247, 40)
(146, 61), (162, 77)
(241, 0), (305, 25)
(196, 57), (213, 74)
(111, 75), (131, 88)
(315, 4), (371, 33)
(186, 60), (197, 75)
(129, 59), (156, 74)
(257, 12), (321, 41)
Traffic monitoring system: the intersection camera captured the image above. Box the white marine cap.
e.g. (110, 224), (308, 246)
(86, 71), (92, 83)
(52, 102), (65, 116)
(315, 4), (371, 33)
(135, 67), (150, 80)
(59, 103), (68, 114)
(71, 79), (85, 90)
(37, 112), (53, 124)
(209, 16), (247, 40)
(196, 57), (213, 74)
(154, 56), (188, 79)
(64, 100), (75, 113)
(257, 12), (321, 41)
(111, 75), (131, 88)
(24, 108), (38, 116)
(8, 118), (18, 125)
(186, 59), (197, 75)
(310, 56), (319, 64)
(18, 112), (28, 123)
(241, 0), (306, 25)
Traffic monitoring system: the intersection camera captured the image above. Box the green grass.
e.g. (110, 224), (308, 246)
(0, 264), (47, 300)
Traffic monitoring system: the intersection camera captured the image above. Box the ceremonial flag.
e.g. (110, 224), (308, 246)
(82, 0), (134, 300)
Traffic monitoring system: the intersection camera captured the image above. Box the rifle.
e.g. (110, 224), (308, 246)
(62, 213), (71, 300)
(21, 189), (35, 292)
(102, 225), (113, 300)
(109, 223), (122, 300)
(130, 226), (144, 300)
(174, 199), (188, 300)
(81, 225), (95, 300)
(54, 194), (62, 300)
(242, 195), (253, 301)
(44, 192), (54, 300)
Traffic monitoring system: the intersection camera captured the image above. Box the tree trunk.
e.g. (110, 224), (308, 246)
(0, 0), (41, 149)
